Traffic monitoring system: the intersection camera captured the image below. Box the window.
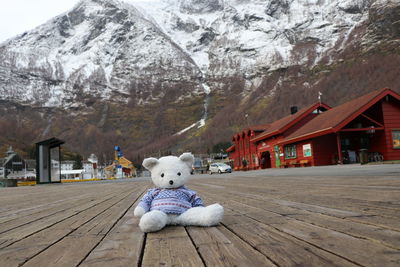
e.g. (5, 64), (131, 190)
(392, 130), (400, 149)
(303, 144), (312, 157)
(284, 144), (296, 159)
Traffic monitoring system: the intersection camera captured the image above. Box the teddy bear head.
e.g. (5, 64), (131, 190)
(142, 152), (194, 189)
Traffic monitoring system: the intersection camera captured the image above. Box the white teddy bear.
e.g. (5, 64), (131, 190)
(134, 152), (224, 233)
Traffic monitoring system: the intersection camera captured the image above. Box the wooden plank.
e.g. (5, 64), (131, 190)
(193, 183), (400, 267)
(22, 190), (141, 266)
(0, 185), (96, 216)
(187, 225), (276, 266)
(79, 205), (144, 267)
(141, 226), (204, 267)
(0, 185), (147, 266)
(0, 187), (136, 248)
(192, 179), (400, 230)
(192, 189), (358, 266)
(269, 218), (400, 267)
(0, 173), (399, 266)
(0, 182), (149, 229)
(290, 213), (400, 250)
(223, 213), (357, 266)
(272, 199), (362, 218)
(214, 188), (400, 250)
(0, 188), (118, 234)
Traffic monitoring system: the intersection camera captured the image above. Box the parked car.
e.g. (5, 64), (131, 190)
(209, 163), (232, 174)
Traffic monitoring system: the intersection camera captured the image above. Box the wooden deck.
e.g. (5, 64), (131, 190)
(0, 173), (400, 266)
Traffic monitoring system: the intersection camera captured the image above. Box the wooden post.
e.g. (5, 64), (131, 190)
(336, 132), (342, 164)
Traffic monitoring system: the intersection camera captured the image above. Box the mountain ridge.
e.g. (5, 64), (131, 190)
(0, 0), (399, 161)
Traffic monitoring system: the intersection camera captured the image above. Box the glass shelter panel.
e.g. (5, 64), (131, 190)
(50, 147), (60, 182)
(39, 145), (49, 183)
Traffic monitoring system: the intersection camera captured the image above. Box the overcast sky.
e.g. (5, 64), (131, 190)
(0, 0), (149, 43)
(0, 0), (81, 43)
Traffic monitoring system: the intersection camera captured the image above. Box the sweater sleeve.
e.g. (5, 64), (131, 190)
(138, 189), (155, 212)
(189, 191), (204, 207)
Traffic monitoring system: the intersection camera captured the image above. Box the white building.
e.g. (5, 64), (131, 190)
(60, 169), (84, 180)
(61, 160), (75, 171)
(82, 154), (99, 179)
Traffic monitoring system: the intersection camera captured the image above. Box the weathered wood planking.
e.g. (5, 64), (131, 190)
(79, 204), (145, 267)
(23, 190), (144, 266)
(141, 226), (204, 267)
(0, 187), (120, 234)
(195, 189), (359, 266)
(189, 176), (400, 267)
(0, 173), (399, 267)
(186, 225), (276, 266)
(0, 186), (140, 249)
(0, 182), (148, 266)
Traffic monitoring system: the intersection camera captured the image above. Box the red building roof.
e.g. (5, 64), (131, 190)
(232, 123), (270, 141)
(251, 102), (331, 142)
(248, 123), (270, 132)
(280, 88), (400, 145)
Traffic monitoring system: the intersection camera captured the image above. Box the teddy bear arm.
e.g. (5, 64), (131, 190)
(134, 190), (155, 217)
(190, 194), (204, 207)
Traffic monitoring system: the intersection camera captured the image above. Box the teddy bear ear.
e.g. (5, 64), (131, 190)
(179, 152), (194, 168)
(142, 157), (159, 171)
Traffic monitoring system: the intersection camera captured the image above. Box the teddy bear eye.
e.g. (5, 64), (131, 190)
(177, 172), (181, 176)
(161, 173), (164, 177)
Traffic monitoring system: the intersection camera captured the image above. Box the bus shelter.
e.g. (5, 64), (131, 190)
(36, 137), (65, 184)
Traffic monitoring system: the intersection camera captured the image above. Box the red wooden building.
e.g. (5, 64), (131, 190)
(228, 88), (400, 169)
(227, 124), (269, 170)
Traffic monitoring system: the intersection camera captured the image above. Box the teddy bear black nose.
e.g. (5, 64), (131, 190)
(169, 180), (174, 185)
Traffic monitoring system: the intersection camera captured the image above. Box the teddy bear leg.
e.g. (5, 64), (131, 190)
(139, 210), (168, 233)
(177, 203), (224, 226)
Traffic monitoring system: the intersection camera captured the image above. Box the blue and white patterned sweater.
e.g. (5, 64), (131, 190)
(138, 186), (204, 214)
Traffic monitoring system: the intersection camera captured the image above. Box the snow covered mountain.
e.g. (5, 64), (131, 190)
(132, 0), (371, 78)
(0, 0), (204, 108)
(0, 0), (399, 158)
(0, 0), (374, 107)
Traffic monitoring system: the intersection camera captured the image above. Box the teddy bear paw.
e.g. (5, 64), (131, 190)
(203, 203), (224, 226)
(139, 210), (168, 232)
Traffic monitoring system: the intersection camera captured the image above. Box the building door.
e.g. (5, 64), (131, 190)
(260, 152), (271, 169)
(274, 145), (280, 168)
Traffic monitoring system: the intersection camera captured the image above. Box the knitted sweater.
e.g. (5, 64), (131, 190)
(138, 186), (204, 214)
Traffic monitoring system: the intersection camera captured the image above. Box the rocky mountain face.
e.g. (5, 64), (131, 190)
(0, 0), (399, 161)
(0, 0), (204, 108)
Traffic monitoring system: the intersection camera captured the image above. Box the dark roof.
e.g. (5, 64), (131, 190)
(251, 102), (331, 142)
(226, 145), (235, 152)
(2, 153), (17, 166)
(36, 137), (65, 148)
(280, 88), (399, 144)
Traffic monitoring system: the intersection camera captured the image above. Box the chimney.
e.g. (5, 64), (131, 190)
(290, 106), (298, 115)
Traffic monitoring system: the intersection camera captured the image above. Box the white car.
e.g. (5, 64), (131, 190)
(209, 163), (232, 174)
